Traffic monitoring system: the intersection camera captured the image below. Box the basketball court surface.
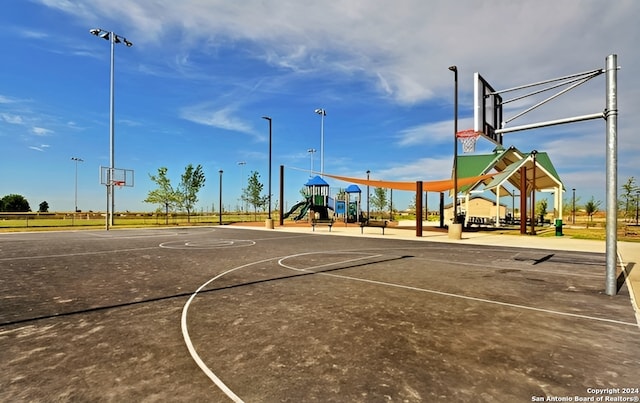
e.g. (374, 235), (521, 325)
(1, 226), (638, 402)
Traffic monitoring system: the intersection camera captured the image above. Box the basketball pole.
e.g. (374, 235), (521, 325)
(476, 55), (617, 294)
(109, 33), (115, 228)
(604, 54), (618, 296)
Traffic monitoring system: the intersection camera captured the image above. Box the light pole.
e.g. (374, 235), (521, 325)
(636, 190), (640, 225)
(238, 161), (246, 212)
(262, 116), (273, 223)
(219, 170), (223, 225)
(448, 65), (458, 224)
(71, 157), (84, 213)
(314, 108), (326, 177)
(237, 161), (246, 179)
(366, 170), (370, 223)
(89, 28), (132, 227)
(71, 157), (83, 225)
(307, 148), (316, 176)
(572, 188), (576, 224)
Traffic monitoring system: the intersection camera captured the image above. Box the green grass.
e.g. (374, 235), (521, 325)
(0, 212), (274, 232)
(486, 224), (639, 242)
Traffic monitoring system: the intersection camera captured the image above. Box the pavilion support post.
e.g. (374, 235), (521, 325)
(520, 166), (527, 235)
(416, 181), (423, 237)
(279, 165), (284, 226)
(530, 151), (537, 235)
(439, 192), (444, 228)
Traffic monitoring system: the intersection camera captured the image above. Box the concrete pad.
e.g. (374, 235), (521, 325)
(1, 227), (638, 402)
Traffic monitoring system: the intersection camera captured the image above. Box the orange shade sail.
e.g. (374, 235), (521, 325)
(319, 172), (495, 192)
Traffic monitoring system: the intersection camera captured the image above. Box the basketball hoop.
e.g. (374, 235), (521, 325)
(113, 180), (125, 188)
(456, 129), (481, 153)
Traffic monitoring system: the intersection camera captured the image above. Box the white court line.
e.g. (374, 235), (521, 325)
(324, 273), (638, 327)
(374, 245), (606, 279)
(295, 244), (605, 279)
(180, 251), (379, 402)
(182, 250), (636, 401)
(0, 246), (159, 261)
(159, 239), (255, 249)
(181, 257), (280, 403)
(85, 228), (217, 238)
(404, 254), (604, 279)
(277, 251), (637, 327)
(278, 251), (382, 273)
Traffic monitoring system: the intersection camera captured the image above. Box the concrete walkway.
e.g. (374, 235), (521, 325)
(233, 220), (640, 327)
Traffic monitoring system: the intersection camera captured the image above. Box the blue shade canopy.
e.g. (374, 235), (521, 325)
(345, 184), (361, 193)
(305, 175), (329, 187)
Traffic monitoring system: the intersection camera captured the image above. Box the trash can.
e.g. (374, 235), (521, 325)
(555, 219), (563, 236)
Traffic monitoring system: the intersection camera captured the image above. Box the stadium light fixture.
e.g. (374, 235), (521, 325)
(314, 108), (326, 177)
(89, 28), (132, 227)
(307, 148), (316, 176)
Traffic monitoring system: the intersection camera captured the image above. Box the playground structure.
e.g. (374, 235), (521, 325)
(282, 176), (364, 223)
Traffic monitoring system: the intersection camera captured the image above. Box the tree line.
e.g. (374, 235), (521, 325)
(144, 164), (269, 223)
(0, 194), (49, 213)
(1, 175), (636, 222)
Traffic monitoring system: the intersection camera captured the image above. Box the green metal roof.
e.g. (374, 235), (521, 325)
(454, 147), (563, 194)
(526, 151), (562, 184)
(457, 153), (499, 178)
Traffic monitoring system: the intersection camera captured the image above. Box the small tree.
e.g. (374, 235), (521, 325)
(620, 177), (638, 221)
(38, 201), (49, 213)
(535, 199), (548, 223)
(241, 171), (267, 220)
(144, 167), (180, 225)
(584, 196), (602, 227)
(408, 195), (416, 211)
(563, 195), (582, 218)
(370, 187), (388, 218)
(178, 164), (206, 222)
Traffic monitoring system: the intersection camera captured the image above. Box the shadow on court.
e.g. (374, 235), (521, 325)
(1, 227), (638, 402)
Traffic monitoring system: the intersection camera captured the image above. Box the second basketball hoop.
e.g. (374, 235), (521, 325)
(456, 129), (481, 153)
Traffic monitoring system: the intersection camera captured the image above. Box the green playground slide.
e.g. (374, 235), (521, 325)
(283, 199), (311, 220)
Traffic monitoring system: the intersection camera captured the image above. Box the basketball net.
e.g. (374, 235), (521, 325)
(456, 129), (481, 153)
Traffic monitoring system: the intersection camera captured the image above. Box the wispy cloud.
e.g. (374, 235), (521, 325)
(33, 1), (637, 107)
(18, 29), (49, 39)
(396, 117), (474, 147)
(180, 104), (261, 140)
(32, 127), (53, 136)
(0, 94), (19, 104)
(1, 113), (24, 124)
(119, 119), (142, 127)
(29, 144), (50, 152)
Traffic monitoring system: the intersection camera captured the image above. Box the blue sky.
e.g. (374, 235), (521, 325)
(1, 0), (638, 214)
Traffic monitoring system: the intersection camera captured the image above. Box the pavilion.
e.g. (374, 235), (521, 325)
(455, 145), (564, 230)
